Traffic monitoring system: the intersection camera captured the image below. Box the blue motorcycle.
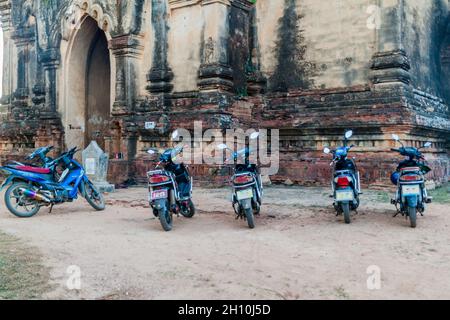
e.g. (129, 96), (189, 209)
(390, 134), (432, 228)
(0, 146), (105, 218)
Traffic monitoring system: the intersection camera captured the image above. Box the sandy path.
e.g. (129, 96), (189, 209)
(0, 186), (449, 300)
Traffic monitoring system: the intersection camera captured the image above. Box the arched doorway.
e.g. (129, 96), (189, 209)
(64, 15), (111, 150)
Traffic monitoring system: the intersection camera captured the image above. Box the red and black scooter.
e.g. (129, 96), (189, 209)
(146, 130), (195, 232)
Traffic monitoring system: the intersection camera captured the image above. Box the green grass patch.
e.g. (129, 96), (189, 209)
(376, 191), (391, 203)
(0, 232), (52, 300)
(429, 184), (450, 204)
(375, 184), (449, 204)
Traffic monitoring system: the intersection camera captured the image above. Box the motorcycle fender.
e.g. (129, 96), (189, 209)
(405, 195), (418, 208)
(0, 175), (15, 192)
(240, 198), (252, 210)
(153, 199), (167, 211)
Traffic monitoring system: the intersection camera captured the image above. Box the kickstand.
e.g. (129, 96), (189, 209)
(49, 204), (54, 214)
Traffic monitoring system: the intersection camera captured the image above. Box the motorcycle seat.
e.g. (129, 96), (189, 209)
(15, 166), (51, 174)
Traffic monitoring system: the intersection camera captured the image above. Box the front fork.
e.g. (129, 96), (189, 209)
(0, 175), (14, 192)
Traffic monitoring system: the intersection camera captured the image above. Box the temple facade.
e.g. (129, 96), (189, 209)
(0, 0), (449, 186)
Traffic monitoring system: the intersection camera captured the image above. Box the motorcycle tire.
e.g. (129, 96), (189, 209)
(253, 202), (261, 215)
(180, 199), (196, 218)
(4, 182), (41, 218)
(84, 181), (105, 211)
(244, 207), (255, 229)
(408, 206), (417, 228)
(342, 202), (351, 224)
(158, 202), (173, 232)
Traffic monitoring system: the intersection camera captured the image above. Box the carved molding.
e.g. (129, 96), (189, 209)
(168, 0), (254, 10)
(0, 0), (12, 28)
(370, 50), (411, 85)
(109, 34), (144, 57)
(168, 0), (202, 10)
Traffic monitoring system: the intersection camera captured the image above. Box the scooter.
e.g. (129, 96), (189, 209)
(390, 134), (432, 228)
(323, 130), (361, 224)
(217, 132), (262, 229)
(0, 147), (105, 218)
(147, 130), (195, 232)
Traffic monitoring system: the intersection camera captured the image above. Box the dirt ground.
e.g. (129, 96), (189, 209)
(0, 185), (449, 300)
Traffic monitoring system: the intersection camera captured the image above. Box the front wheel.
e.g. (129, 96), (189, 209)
(4, 183), (41, 218)
(408, 206), (417, 228)
(180, 199), (196, 218)
(84, 181), (105, 211)
(244, 207), (255, 229)
(342, 202), (351, 224)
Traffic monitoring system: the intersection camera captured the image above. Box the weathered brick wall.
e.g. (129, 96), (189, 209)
(256, 0), (376, 91)
(403, 0), (449, 100)
(0, 0), (449, 188)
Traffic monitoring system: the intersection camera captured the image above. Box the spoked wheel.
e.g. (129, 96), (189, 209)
(180, 199), (196, 218)
(342, 202), (351, 224)
(84, 181), (105, 211)
(4, 183), (41, 218)
(408, 206), (417, 228)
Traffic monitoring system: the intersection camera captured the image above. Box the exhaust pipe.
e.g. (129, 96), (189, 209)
(19, 188), (51, 203)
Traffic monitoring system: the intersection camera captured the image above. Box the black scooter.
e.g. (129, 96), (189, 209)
(390, 134), (432, 228)
(323, 130), (361, 224)
(217, 132), (262, 229)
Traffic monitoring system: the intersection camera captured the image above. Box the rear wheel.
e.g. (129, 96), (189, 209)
(244, 207), (255, 229)
(408, 206), (417, 228)
(342, 202), (351, 224)
(84, 181), (105, 211)
(4, 183), (41, 218)
(159, 204), (173, 232)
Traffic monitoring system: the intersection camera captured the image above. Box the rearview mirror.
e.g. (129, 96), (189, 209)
(217, 144), (228, 150)
(250, 132), (260, 140)
(424, 142), (432, 148)
(323, 148), (331, 154)
(345, 130), (353, 140)
(392, 134), (400, 141)
(171, 130), (179, 140)
(147, 149), (157, 155)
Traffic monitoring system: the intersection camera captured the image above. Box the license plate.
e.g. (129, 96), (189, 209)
(151, 189), (168, 200)
(402, 185), (420, 196)
(335, 190), (354, 202)
(236, 189), (253, 201)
